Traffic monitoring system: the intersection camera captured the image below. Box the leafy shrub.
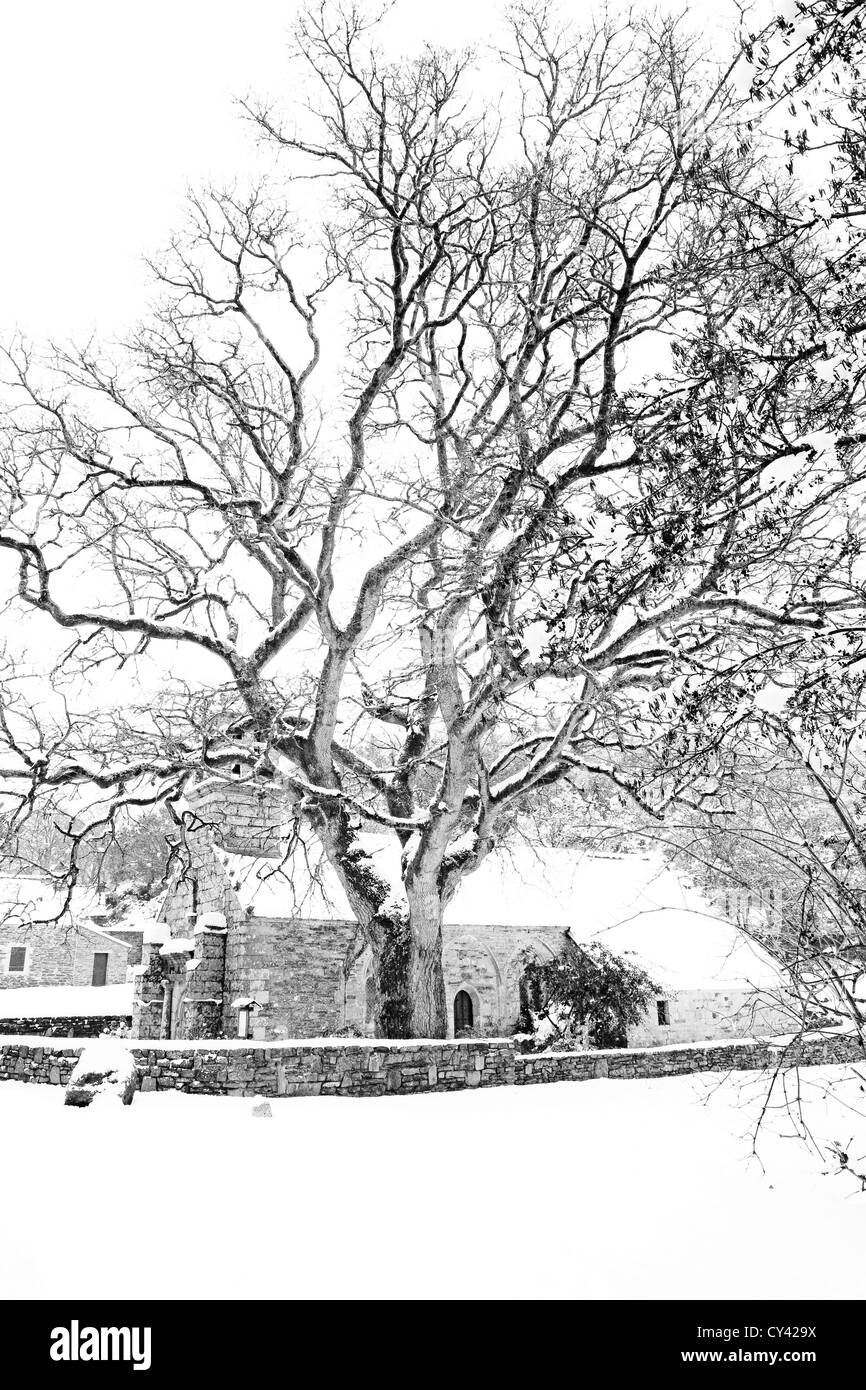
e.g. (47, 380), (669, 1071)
(516, 941), (661, 1050)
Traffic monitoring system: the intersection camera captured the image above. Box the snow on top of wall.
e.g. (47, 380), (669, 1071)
(159, 938), (194, 956)
(0, 983), (133, 1018)
(195, 911), (226, 932)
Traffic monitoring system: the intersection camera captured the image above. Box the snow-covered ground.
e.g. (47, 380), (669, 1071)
(2, 1064), (866, 1299)
(0, 983), (133, 1018)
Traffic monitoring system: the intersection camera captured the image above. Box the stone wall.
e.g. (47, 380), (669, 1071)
(0, 1042), (80, 1085)
(626, 987), (796, 1048)
(345, 926), (567, 1039)
(345, 928), (795, 1048)
(159, 832), (234, 935)
(185, 775), (288, 857)
(0, 919), (131, 991)
(134, 1039), (515, 1097)
(0, 1037), (514, 1096)
(515, 1031), (865, 1083)
(0, 1015), (129, 1038)
(131, 917), (228, 1042)
(99, 928), (144, 966)
(160, 774), (289, 937)
(223, 915), (358, 1040)
(1, 1031), (862, 1098)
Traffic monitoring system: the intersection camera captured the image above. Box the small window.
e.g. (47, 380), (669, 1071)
(519, 973), (543, 1017)
(454, 989), (474, 1034)
(7, 945), (26, 973)
(91, 952), (108, 987)
(365, 973), (377, 1024)
(656, 1000), (670, 1026)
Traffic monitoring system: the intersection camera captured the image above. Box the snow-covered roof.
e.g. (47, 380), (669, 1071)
(75, 922), (137, 951)
(0, 983), (133, 1018)
(448, 848), (784, 990)
(142, 919), (169, 945)
(216, 835), (784, 992)
(220, 845), (366, 921)
(572, 906), (783, 992)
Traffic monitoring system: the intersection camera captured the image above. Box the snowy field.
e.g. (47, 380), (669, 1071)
(2, 1065), (865, 1300)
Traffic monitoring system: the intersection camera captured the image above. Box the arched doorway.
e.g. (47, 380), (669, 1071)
(453, 989), (474, 1035)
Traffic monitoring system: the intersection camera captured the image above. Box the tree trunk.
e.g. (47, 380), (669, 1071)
(370, 911), (412, 1039)
(314, 815), (448, 1038)
(405, 884), (447, 1038)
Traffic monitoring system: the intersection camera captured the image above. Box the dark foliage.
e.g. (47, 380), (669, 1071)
(517, 940), (661, 1049)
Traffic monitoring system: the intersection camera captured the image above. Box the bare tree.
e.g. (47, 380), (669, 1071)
(0, 2), (864, 1035)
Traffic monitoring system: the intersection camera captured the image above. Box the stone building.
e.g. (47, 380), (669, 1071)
(130, 775), (794, 1046)
(0, 875), (131, 990)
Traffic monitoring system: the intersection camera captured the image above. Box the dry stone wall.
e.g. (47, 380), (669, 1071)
(0, 1015), (129, 1038)
(514, 1032), (865, 1083)
(0, 1042), (80, 1085)
(1, 1032), (863, 1098)
(134, 1039), (515, 1096)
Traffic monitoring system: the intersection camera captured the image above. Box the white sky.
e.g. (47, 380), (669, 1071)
(0, 0), (767, 342)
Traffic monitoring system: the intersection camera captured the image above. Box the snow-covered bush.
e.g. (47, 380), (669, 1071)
(516, 942), (660, 1051)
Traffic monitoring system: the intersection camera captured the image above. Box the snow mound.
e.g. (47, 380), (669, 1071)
(65, 1039), (137, 1107)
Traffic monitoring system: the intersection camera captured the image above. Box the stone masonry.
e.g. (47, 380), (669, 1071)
(0, 914), (130, 990)
(131, 912), (228, 1041)
(0, 1031), (863, 1098)
(223, 914), (358, 1041)
(0, 1014), (130, 1038)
